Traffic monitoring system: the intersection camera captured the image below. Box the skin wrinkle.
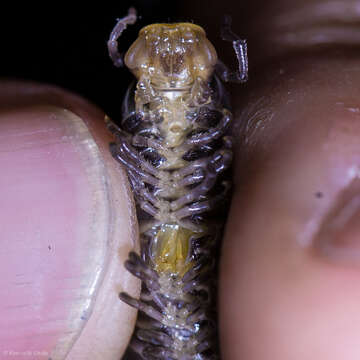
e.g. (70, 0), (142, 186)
(273, 1), (360, 29)
(234, 95), (275, 150)
(221, 59), (360, 358)
(274, 27), (360, 48)
(232, 62), (306, 168)
(232, 0), (360, 65)
(312, 178), (360, 265)
(183, 0), (360, 65)
(8, 2), (360, 358)
(233, 55), (360, 164)
(268, 0), (360, 45)
(211, 0), (360, 358)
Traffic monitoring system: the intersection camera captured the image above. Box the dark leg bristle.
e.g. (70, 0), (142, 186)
(111, 85), (235, 360)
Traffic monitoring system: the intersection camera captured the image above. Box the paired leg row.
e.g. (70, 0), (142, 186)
(110, 115), (233, 222)
(120, 231), (220, 359)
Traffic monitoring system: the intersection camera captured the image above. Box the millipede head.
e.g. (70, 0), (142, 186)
(124, 23), (218, 89)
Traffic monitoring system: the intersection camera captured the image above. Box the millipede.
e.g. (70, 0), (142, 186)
(106, 8), (248, 360)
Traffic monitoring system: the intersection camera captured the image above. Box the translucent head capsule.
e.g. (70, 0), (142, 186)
(124, 23), (218, 89)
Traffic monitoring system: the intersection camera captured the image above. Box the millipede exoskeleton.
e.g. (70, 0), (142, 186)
(106, 8), (248, 360)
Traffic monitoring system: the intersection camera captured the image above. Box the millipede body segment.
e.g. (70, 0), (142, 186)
(107, 8), (248, 360)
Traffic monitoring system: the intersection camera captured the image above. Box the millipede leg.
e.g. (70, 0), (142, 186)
(132, 134), (166, 152)
(171, 150), (232, 211)
(124, 251), (160, 290)
(183, 271), (211, 293)
(130, 338), (171, 360)
(128, 170), (158, 206)
(106, 117), (122, 135)
(177, 168), (205, 187)
(176, 219), (206, 233)
(108, 13), (242, 360)
(182, 255), (211, 283)
(122, 140), (160, 176)
(139, 200), (159, 218)
(119, 292), (163, 323)
(141, 344), (174, 360)
(196, 340), (213, 354)
(136, 329), (172, 347)
(140, 220), (162, 236)
(208, 149), (233, 173)
(151, 292), (167, 310)
(186, 308), (208, 325)
(174, 183), (230, 219)
(170, 171), (217, 211)
(173, 157), (212, 179)
(111, 143), (159, 186)
(185, 110), (232, 146)
(174, 202), (209, 219)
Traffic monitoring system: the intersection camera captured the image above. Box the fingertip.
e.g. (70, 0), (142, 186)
(0, 80), (140, 360)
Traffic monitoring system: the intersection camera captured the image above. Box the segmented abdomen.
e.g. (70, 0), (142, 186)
(108, 88), (233, 360)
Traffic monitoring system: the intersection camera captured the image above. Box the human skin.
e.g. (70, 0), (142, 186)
(3, 1), (360, 359)
(194, 0), (360, 359)
(0, 81), (140, 360)
(221, 56), (360, 359)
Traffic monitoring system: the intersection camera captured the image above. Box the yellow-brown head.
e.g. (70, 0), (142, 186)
(124, 23), (218, 89)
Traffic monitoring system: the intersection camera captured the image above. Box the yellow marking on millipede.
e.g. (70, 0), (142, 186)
(153, 224), (195, 277)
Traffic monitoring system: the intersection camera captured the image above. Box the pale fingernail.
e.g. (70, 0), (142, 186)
(0, 82), (140, 359)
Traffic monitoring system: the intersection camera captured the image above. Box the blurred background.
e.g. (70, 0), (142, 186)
(0, 0), (253, 121)
(0, 1), (177, 120)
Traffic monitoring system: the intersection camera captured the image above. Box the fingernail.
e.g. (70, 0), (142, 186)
(0, 81), (140, 359)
